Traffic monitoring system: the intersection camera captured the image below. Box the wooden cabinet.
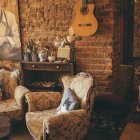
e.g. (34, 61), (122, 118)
(21, 61), (75, 91)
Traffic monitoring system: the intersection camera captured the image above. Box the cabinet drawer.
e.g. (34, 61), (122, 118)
(46, 64), (70, 71)
(23, 63), (46, 70)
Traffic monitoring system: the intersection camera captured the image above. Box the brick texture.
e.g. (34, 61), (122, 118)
(133, 1), (140, 57)
(133, 1), (140, 95)
(19, 0), (121, 95)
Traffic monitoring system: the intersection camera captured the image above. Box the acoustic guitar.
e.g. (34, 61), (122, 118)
(72, 0), (98, 36)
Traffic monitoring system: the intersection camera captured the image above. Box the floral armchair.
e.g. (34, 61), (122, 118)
(0, 68), (30, 121)
(25, 72), (95, 140)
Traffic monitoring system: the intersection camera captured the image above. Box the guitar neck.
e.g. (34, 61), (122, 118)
(87, 0), (94, 4)
(86, 0), (94, 4)
(82, 0), (94, 7)
(82, 0), (87, 8)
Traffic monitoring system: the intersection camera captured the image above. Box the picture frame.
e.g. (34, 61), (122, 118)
(0, 0), (22, 61)
(57, 48), (71, 60)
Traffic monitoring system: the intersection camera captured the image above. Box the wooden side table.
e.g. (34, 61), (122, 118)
(0, 115), (11, 140)
(21, 61), (76, 91)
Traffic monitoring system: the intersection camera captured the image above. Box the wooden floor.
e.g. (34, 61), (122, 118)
(10, 130), (33, 140)
(9, 122), (122, 140)
(10, 123), (93, 140)
(10, 122), (33, 140)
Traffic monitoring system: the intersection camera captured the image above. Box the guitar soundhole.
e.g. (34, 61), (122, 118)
(80, 7), (89, 15)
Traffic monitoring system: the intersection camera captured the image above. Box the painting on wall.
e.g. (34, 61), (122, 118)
(0, 0), (21, 61)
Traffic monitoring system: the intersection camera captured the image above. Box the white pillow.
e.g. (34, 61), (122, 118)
(56, 88), (80, 114)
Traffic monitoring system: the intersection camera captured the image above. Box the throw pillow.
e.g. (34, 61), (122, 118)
(56, 88), (80, 114)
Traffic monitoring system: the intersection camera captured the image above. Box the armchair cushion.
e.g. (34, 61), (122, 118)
(56, 88), (80, 114)
(25, 92), (62, 112)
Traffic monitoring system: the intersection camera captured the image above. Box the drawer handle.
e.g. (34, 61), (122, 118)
(32, 65), (35, 68)
(56, 66), (59, 69)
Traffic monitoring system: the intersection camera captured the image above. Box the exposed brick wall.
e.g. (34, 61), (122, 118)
(75, 1), (121, 94)
(133, 0), (140, 57)
(133, 0), (140, 97)
(19, 0), (121, 95)
(112, 2), (121, 95)
(19, 0), (75, 47)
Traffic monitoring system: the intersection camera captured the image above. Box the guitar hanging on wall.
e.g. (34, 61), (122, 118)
(72, 0), (98, 36)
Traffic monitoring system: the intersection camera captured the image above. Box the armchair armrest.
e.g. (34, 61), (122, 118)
(43, 109), (88, 140)
(25, 92), (62, 112)
(14, 85), (30, 108)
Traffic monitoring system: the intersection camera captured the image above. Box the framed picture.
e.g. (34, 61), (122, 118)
(0, 0), (21, 60)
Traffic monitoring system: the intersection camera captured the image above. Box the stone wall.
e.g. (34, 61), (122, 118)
(19, 0), (121, 95)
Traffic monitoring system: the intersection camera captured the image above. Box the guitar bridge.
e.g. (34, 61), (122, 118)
(79, 24), (92, 26)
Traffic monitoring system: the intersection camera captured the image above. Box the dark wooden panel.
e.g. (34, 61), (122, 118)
(21, 62), (75, 91)
(22, 63), (46, 70)
(46, 64), (70, 71)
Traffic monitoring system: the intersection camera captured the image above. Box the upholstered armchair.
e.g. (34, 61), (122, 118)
(25, 72), (95, 140)
(0, 68), (30, 121)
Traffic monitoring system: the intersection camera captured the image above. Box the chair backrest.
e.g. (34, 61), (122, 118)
(61, 72), (94, 110)
(0, 69), (19, 99)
